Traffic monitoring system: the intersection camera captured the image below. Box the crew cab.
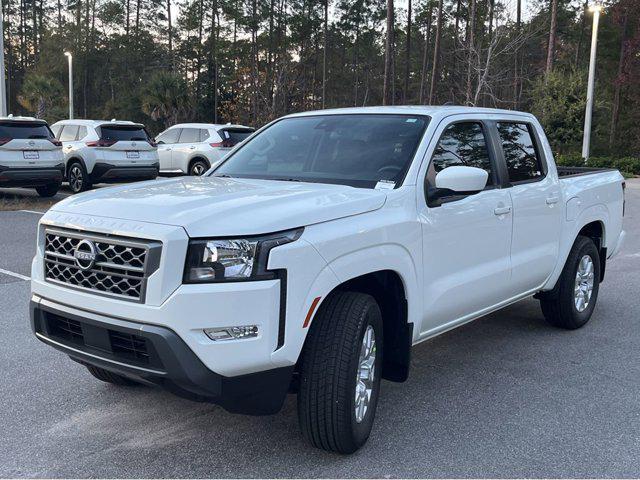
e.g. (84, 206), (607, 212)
(0, 116), (64, 197)
(156, 123), (254, 176)
(30, 107), (626, 453)
(50, 119), (159, 193)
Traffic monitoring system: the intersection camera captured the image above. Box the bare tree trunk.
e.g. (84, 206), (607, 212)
(488, 0), (494, 37)
(31, 0), (37, 57)
(545, 0), (558, 78)
(167, 0), (173, 65)
(513, 0), (521, 107)
(251, 0), (258, 123)
(383, 0), (394, 105)
(609, 6), (628, 148)
(465, 0), (476, 104)
(403, 0), (411, 103)
(126, 0), (130, 36)
(135, 0), (141, 38)
(57, 0), (62, 31)
(322, 0), (328, 108)
(419, 3), (433, 104)
(574, 0), (588, 67)
(428, 0), (443, 104)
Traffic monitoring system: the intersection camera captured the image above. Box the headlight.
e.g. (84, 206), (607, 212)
(183, 228), (303, 283)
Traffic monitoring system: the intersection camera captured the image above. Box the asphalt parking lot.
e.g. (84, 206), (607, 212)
(1, 180), (639, 478)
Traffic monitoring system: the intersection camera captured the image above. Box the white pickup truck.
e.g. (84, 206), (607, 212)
(30, 107), (626, 453)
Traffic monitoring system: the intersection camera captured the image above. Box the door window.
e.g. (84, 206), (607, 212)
(156, 129), (180, 144)
(426, 122), (495, 191)
(51, 124), (62, 138)
(199, 129), (210, 142)
(178, 128), (200, 143)
(59, 125), (79, 142)
(496, 122), (544, 183)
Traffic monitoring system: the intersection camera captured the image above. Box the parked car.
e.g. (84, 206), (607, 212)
(0, 116), (64, 197)
(31, 107), (626, 453)
(155, 123), (254, 175)
(50, 119), (159, 193)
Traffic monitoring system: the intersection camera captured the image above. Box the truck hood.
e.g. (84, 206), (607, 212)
(51, 176), (387, 237)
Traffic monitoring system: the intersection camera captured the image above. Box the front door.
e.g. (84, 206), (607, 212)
(418, 119), (514, 336)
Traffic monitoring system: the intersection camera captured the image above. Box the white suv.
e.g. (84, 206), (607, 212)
(51, 119), (159, 193)
(0, 116), (65, 197)
(155, 123), (254, 175)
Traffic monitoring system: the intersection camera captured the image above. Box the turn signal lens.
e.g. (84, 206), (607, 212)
(204, 325), (259, 341)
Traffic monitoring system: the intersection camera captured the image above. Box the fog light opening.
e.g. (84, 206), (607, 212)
(204, 325), (259, 341)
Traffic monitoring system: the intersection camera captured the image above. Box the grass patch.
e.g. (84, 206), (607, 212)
(0, 191), (62, 212)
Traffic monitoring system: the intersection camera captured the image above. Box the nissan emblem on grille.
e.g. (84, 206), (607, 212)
(73, 239), (97, 270)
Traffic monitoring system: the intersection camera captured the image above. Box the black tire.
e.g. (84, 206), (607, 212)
(86, 365), (139, 386)
(539, 235), (601, 329)
(189, 159), (209, 176)
(297, 291), (383, 454)
(35, 183), (61, 198)
(67, 161), (92, 193)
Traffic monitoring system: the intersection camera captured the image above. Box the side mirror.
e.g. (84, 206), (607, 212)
(435, 166), (488, 193)
(428, 166), (488, 207)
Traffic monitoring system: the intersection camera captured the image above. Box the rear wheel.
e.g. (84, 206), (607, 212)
(35, 183), (61, 198)
(539, 235), (601, 329)
(67, 162), (92, 193)
(86, 365), (139, 386)
(189, 159), (209, 176)
(297, 291), (383, 454)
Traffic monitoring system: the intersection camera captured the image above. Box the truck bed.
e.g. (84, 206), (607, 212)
(557, 166), (617, 178)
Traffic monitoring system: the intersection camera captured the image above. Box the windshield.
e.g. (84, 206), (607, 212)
(99, 125), (150, 142)
(0, 121), (53, 140)
(212, 114), (429, 188)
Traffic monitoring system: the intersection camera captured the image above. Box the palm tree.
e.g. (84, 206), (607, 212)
(17, 74), (65, 119)
(141, 72), (192, 129)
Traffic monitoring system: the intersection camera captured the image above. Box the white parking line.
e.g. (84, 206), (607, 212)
(19, 209), (45, 215)
(0, 268), (30, 281)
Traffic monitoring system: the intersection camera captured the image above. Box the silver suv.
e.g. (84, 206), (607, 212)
(51, 119), (159, 193)
(0, 116), (65, 197)
(156, 123), (254, 175)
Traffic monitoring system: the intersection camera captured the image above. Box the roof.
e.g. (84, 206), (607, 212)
(166, 123), (253, 131)
(0, 115), (45, 123)
(284, 105), (536, 121)
(51, 119), (144, 127)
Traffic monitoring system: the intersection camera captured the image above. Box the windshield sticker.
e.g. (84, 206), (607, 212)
(375, 180), (396, 190)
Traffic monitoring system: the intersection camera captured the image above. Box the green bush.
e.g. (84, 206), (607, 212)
(555, 153), (640, 178)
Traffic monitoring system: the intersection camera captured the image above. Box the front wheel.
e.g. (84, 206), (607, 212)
(297, 291), (383, 454)
(539, 235), (601, 329)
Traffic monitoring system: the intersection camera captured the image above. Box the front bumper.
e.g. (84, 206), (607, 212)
(90, 162), (159, 183)
(30, 300), (293, 415)
(0, 163), (64, 187)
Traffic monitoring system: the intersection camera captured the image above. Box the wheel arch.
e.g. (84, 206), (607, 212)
(65, 156), (87, 176)
(188, 156), (211, 174)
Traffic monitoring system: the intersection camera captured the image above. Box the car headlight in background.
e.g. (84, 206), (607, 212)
(183, 228), (303, 283)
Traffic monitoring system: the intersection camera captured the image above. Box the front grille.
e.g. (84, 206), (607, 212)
(48, 314), (84, 345)
(109, 330), (150, 363)
(44, 228), (161, 303)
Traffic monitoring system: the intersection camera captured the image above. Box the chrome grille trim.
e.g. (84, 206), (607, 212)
(43, 227), (162, 303)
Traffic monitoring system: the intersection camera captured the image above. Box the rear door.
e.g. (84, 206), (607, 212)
(493, 120), (563, 294)
(171, 128), (200, 168)
(97, 124), (156, 166)
(0, 120), (61, 168)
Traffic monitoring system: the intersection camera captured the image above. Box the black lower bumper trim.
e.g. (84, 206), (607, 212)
(0, 164), (64, 187)
(30, 301), (293, 415)
(90, 162), (159, 183)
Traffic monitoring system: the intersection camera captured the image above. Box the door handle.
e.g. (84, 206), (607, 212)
(494, 206), (512, 216)
(546, 195), (560, 205)
(189, 146), (196, 149)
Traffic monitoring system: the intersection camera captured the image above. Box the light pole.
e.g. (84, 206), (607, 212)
(64, 51), (74, 119)
(0, 0), (7, 116)
(581, 4), (602, 161)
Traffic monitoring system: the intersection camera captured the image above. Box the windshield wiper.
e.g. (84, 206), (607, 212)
(269, 177), (304, 182)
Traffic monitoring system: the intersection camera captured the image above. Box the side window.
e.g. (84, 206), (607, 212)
(59, 125), (79, 142)
(156, 129), (180, 144)
(496, 122), (544, 183)
(77, 126), (88, 140)
(426, 122), (495, 190)
(50, 124), (62, 138)
(178, 128), (200, 143)
(199, 129), (210, 142)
